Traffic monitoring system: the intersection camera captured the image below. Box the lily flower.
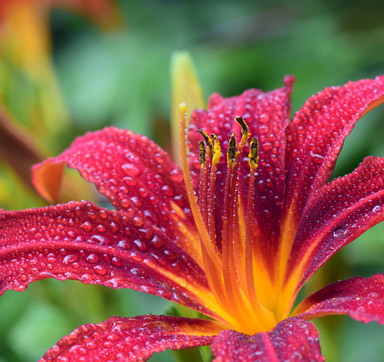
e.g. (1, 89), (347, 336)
(1, 76), (384, 361)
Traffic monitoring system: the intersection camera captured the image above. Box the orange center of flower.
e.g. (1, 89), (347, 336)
(178, 104), (287, 335)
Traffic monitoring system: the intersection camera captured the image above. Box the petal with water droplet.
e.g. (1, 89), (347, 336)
(289, 157), (384, 291)
(32, 127), (201, 263)
(285, 75), (384, 224)
(40, 315), (222, 361)
(211, 317), (324, 362)
(295, 274), (384, 324)
(0, 201), (218, 318)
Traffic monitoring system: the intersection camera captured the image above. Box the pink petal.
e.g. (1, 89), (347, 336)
(32, 127), (198, 259)
(188, 76), (294, 256)
(289, 157), (384, 287)
(40, 315), (222, 361)
(211, 317), (324, 362)
(0, 201), (215, 317)
(295, 274), (384, 324)
(285, 76), (384, 223)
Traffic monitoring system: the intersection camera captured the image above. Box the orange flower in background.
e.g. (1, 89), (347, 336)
(1, 75), (384, 360)
(0, 0), (122, 208)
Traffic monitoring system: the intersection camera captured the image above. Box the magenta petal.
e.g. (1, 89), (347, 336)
(285, 76), (384, 223)
(211, 317), (324, 362)
(32, 127), (196, 248)
(0, 201), (213, 315)
(289, 156), (384, 286)
(296, 274), (384, 324)
(40, 315), (221, 362)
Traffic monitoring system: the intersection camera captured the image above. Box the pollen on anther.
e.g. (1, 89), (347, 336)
(197, 129), (213, 156)
(235, 116), (250, 143)
(227, 134), (238, 166)
(199, 141), (206, 166)
(249, 137), (259, 169)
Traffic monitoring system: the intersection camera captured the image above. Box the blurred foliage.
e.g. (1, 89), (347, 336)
(0, 0), (383, 361)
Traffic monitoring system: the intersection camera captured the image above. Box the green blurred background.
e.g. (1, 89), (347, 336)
(0, 0), (383, 361)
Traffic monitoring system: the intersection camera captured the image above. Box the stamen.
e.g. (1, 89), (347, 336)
(207, 134), (221, 250)
(245, 137), (259, 302)
(235, 116), (250, 148)
(198, 141), (208, 223)
(198, 140), (206, 166)
(178, 104), (226, 308)
(222, 134), (248, 315)
(197, 129), (213, 156)
(221, 130), (267, 330)
(227, 134), (238, 166)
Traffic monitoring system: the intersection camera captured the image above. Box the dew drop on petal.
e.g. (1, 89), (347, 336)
(259, 113), (270, 124)
(111, 256), (122, 267)
(170, 169), (183, 183)
(93, 265), (107, 275)
(80, 222), (93, 232)
(117, 239), (132, 250)
(332, 227), (345, 238)
(368, 292), (379, 299)
(121, 163), (141, 177)
(133, 216), (144, 227)
(86, 253), (99, 264)
(372, 205), (380, 213)
(161, 185), (173, 196)
(151, 235), (166, 248)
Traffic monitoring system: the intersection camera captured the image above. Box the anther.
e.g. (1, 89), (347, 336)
(197, 129), (213, 156)
(249, 137), (259, 169)
(235, 116), (250, 145)
(199, 140), (206, 166)
(211, 134), (221, 165)
(227, 134), (238, 166)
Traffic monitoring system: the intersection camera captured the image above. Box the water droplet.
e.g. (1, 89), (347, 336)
(80, 222), (93, 232)
(138, 188), (149, 198)
(96, 224), (106, 233)
(130, 196), (142, 207)
(151, 235), (166, 248)
(368, 292), (379, 299)
(111, 256), (122, 267)
(333, 227), (345, 238)
(109, 222), (118, 233)
(154, 153), (165, 164)
(93, 265), (107, 275)
(259, 113), (270, 124)
(372, 205), (380, 213)
(132, 216), (144, 227)
(63, 255), (78, 265)
(161, 185), (174, 196)
(117, 239), (132, 250)
(134, 239), (148, 252)
(122, 176), (137, 186)
(98, 209), (108, 219)
(91, 235), (108, 244)
(310, 151), (325, 165)
(258, 125), (268, 134)
(121, 163), (141, 177)
(170, 169), (183, 183)
(86, 253), (99, 264)
(120, 198), (130, 208)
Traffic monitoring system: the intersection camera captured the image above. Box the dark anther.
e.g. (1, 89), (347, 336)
(199, 140), (206, 166)
(227, 134), (238, 163)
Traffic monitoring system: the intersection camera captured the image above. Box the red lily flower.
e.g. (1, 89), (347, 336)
(1, 76), (384, 361)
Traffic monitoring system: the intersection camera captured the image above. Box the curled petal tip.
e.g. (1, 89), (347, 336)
(284, 74), (296, 89)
